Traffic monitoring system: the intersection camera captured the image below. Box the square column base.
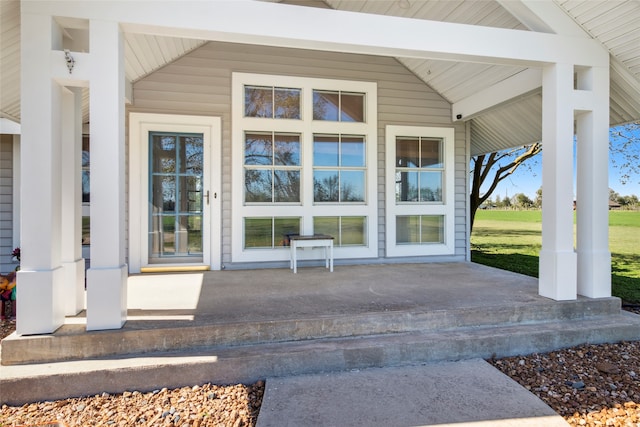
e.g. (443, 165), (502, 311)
(62, 259), (86, 316)
(16, 267), (65, 335)
(86, 264), (128, 331)
(539, 250), (577, 301)
(577, 250), (612, 298)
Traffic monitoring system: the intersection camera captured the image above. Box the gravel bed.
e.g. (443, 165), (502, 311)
(2, 309), (640, 426)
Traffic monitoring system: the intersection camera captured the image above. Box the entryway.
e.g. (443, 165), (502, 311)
(128, 113), (222, 273)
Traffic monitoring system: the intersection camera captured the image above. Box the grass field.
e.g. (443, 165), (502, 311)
(471, 210), (640, 303)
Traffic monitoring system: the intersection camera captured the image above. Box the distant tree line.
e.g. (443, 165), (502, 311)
(481, 187), (639, 210)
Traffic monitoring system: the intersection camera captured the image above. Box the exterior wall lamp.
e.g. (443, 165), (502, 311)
(64, 49), (75, 74)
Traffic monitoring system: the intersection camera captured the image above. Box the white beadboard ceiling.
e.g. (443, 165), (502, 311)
(2, 0), (640, 156)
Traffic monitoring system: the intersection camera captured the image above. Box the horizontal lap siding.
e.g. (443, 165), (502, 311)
(0, 135), (13, 273)
(132, 41), (468, 264)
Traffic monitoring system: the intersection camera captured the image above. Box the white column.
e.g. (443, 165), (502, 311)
(61, 87), (86, 315)
(539, 63), (577, 301)
(576, 66), (611, 297)
(86, 20), (128, 331)
(17, 14), (65, 334)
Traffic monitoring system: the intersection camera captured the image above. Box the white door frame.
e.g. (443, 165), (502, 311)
(129, 113), (221, 273)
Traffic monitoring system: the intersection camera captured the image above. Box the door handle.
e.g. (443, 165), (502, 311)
(205, 190), (210, 205)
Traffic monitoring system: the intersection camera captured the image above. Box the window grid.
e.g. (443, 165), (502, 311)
(395, 136), (444, 204)
(313, 134), (367, 203)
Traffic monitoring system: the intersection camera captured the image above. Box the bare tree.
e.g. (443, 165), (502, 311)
(469, 143), (541, 232)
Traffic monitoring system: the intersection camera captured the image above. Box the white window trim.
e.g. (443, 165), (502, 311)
(129, 113), (222, 273)
(385, 125), (455, 256)
(232, 72), (378, 262)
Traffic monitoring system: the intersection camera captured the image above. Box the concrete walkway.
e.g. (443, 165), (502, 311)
(257, 360), (569, 427)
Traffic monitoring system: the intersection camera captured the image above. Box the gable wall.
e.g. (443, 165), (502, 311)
(130, 41), (468, 264)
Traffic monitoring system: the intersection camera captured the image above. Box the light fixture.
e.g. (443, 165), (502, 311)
(64, 49), (75, 74)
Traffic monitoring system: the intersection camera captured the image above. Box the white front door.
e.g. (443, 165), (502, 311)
(129, 113), (221, 272)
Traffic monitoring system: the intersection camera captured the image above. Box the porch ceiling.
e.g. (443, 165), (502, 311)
(2, 0), (639, 155)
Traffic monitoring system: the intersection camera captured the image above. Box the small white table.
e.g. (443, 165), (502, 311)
(289, 234), (334, 273)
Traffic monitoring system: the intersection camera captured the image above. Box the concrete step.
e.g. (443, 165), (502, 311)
(2, 311), (639, 406)
(0, 297), (623, 365)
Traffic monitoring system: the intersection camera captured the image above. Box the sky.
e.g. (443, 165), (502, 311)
(481, 127), (640, 202)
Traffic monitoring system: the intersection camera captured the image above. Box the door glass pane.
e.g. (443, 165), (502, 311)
(149, 132), (204, 262)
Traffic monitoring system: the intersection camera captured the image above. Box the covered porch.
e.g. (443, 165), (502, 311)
(2, 263), (639, 405)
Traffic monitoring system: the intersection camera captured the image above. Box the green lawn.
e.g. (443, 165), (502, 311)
(471, 210), (640, 303)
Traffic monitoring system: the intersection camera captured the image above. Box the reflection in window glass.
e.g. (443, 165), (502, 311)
(396, 215), (444, 244)
(313, 134), (366, 203)
(82, 135), (90, 203)
(244, 85), (300, 119)
(244, 132), (301, 203)
(314, 216), (366, 246)
(244, 217), (300, 248)
(395, 136), (443, 203)
(313, 90), (365, 122)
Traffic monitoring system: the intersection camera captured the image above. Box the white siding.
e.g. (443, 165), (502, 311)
(131, 41), (468, 265)
(0, 134), (14, 272)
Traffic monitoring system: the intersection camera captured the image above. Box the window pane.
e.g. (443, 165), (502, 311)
(340, 92), (365, 122)
(245, 169), (272, 202)
(245, 218), (272, 248)
(341, 136), (365, 167)
(185, 176), (202, 213)
(181, 135), (204, 175)
(395, 170), (418, 202)
(313, 135), (339, 166)
(313, 90), (339, 121)
(341, 216), (366, 246)
(421, 215), (444, 243)
(245, 133), (273, 165)
(176, 215), (203, 254)
(314, 216), (339, 238)
(275, 217), (301, 247)
(341, 170), (365, 202)
(314, 170), (339, 202)
(274, 170), (300, 202)
(396, 215), (420, 244)
(151, 175), (176, 212)
(421, 138), (442, 168)
(419, 171), (442, 202)
(274, 133), (300, 166)
(245, 86), (272, 117)
(396, 137), (419, 168)
(151, 135), (176, 173)
(274, 88), (301, 119)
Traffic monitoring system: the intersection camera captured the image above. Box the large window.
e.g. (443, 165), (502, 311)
(386, 126), (455, 257)
(232, 73), (378, 262)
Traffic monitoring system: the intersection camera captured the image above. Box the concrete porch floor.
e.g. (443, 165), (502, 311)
(2, 262), (640, 405)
